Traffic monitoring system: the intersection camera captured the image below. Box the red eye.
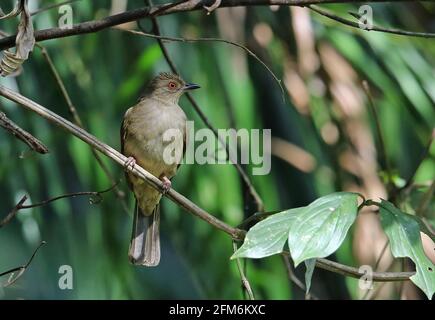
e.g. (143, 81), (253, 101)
(168, 82), (177, 89)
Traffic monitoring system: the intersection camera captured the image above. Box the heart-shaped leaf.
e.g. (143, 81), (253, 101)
(379, 200), (435, 299)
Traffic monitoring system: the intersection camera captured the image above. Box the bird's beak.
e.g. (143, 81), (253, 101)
(183, 83), (201, 91)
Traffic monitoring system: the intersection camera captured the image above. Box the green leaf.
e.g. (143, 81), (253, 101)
(232, 192), (359, 266)
(288, 192), (359, 266)
(379, 200), (435, 299)
(304, 259), (316, 295)
(231, 208), (301, 259)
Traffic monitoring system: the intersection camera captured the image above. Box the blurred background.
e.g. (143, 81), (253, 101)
(0, 0), (434, 299)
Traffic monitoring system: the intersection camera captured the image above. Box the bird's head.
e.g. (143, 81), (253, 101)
(145, 72), (200, 103)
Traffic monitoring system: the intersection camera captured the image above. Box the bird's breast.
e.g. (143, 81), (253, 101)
(124, 102), (186, 177)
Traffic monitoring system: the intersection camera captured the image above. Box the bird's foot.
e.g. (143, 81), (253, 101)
(124, 156), (136, 171)
(159, 175), (172, 194)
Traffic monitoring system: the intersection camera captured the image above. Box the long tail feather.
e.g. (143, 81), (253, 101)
(128, 202), (160, 266)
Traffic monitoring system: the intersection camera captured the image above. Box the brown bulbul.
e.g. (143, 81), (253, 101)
(121, 72), (200, 266)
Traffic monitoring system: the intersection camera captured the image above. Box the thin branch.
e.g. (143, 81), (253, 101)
(402, 129), (434, 191)
(361, 239), (390, 299)
(237, 211), (278, 229)
(308, 5), (435, 38)
(233, 241), (255, 300)
(36, 44), (130, 213)
(116, 27), (283, 96)
(363, 260), (400, 300)
(30, 0), (81, 16)
(0, 241), (46, 287)
(0, 184), (117, 228)
(20, 183), (118, 209)
(315, 257), (413, 282)
(422, 217), (434, 235)
(0, 195), (27, 228)
(149, 0), (191, 17)
(282, 255), (318, 300)
(416, 179), (435, 218)
(0, 1), (427, 50)
(0, 85), (416, 282)
(0, 84), (245, 240)
(362, 81), (391, 178)
(0, 111), (49, 154)
(137, 16), (264, 212)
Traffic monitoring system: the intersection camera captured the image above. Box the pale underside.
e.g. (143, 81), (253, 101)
(122, 97), (186, 215)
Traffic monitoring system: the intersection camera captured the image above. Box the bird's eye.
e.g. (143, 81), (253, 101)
(168, 82), (177, 90)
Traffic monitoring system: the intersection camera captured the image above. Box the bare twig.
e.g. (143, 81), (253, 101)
(1, 1), (426, 50)
(416, 179), (435, 217)
(116, 27), (283, 95)
(36, 44), (130, 213)
(282, 255), (318, 299)
(422, 218), (434, 235)
(0, 184), (117, 228)
(21, 184), (118, 209)
(0, 241), (46, 287)
(361, 239), (390, 299)
(308, 5), (435, 38)
(233, 241), (255, 300)
(0, 111), (48, 154)
(137, 17), (264, 212)
(30, 0), (81, 16)
(402, 130), (434, 191)
(149, 0), (191, 17)
(362, 81), (391, 179)
(0, 84), (245, 240)
(315, 257), (413, 282)
(0, 195), (27, 228)
(0, 85), (417, 282)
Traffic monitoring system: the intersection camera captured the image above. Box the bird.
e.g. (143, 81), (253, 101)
(120, 72), (200, 266)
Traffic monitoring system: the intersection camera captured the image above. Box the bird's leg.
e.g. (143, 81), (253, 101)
(159, 175), (172, 194)
(124, 156), (136, 172)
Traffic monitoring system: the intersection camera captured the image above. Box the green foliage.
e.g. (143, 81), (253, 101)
(233, 192), (359, 293)
(232, 193), (358, 262)
(379, 200), (435, 299)
(233, 194), (434, 298)
(231, 209), (300, 259)
(0, 0), (434, 300)
(287, 193), (359, 266)
(304, 259), (316, 295)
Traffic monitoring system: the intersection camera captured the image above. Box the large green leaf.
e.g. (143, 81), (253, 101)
(379, 200), (435, 299)
(231, 208), (301, 259)
(288, 192), (359, 266)
(232, 193), (359, 294)
(232, 192), (359, 266)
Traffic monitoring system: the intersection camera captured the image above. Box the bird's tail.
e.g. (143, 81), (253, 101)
(128, 201), (160, 266)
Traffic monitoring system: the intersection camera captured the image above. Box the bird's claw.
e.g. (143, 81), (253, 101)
(160, 176), (172, 194)
(124, 157), (136, 171)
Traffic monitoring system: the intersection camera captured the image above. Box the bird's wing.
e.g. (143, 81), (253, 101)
(176, 118), (187, 172)
(120, 107), (133, 190)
